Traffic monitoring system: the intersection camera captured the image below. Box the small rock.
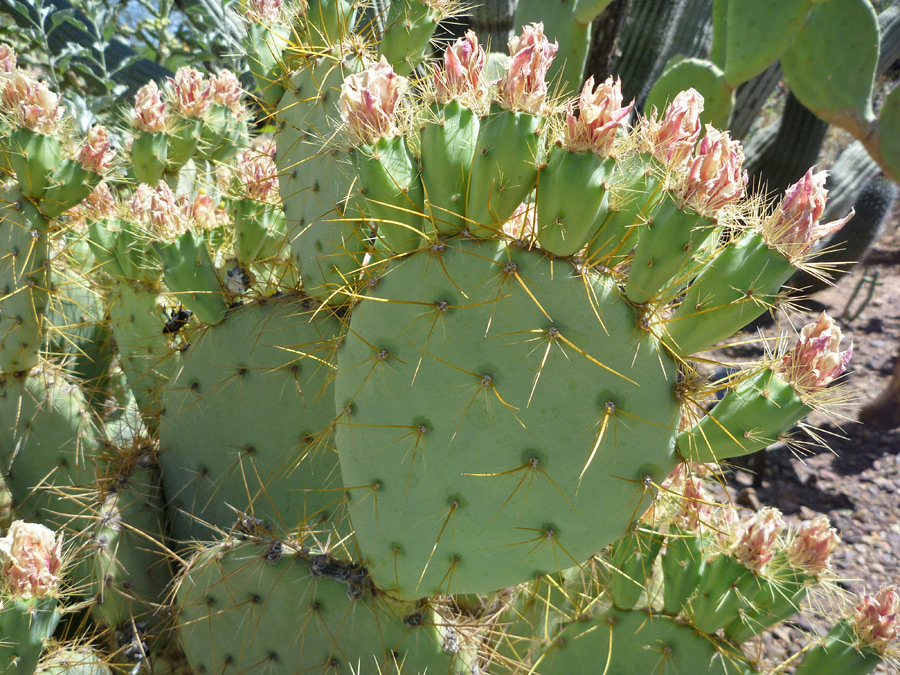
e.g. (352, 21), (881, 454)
(863, 317), (885, 333)
(737, 487), (761, 511)
(776, 491), (800, 514)
(798, 506), (818, 521)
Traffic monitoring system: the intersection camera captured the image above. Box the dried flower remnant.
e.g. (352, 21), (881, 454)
(765, 168), (854, 259)
(564, 76), (632, 156)
(433, 31), (486, 105)
(78, 125), (115, 175)
(210, 70), (244, 116)
(641, 88), (704, 168)
(787, 515), (839, 575)
(133, 81), (168, 133)
(0, 520), (64, 599)
(854, 586), (899, 653)
(169, 67), (212, 119)
(340, 57), (408, 146)
(498, 23), (558, 114)
(675, 125), (747, 217)
(774, 312), (853, 394)
(731, 507), (784, 574)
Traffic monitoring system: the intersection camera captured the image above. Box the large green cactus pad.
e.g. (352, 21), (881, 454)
(336, 240), (681, 598)
(781, 0), (878, 132)
(175, 538), (477, 674)
(0, 367), (101, 535)
(158, 297), (346, 542)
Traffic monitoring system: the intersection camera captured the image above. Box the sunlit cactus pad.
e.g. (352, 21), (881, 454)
(158, 297), (346, 541)
(175, 538), (482, 674)
(336, 239), (681, 597)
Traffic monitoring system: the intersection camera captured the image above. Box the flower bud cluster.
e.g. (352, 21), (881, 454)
(563, 76), (632, 157)
(854, 587), (899, 652)
(432, 31), (486, 107)
(69, 182), (118, 229)
(498, 23), (558, 114)
(210, 70), (245, 116)
(774, 312), (852, 394)
(0, 521), (63, 600)
(130, 183), (225, 240)
(78, 125), (115, 175)
(731, 507), (784, 574)
(235, 147), (280, 202)
(787, 514), (840, 575)
(764, 168), (854, 260)
(340, 57), (407, 147)
(674, 125), (747, 218)
(640, 89), (703, 168)
(245, 0), (284, 24)
(1, 56), (64, 135)
(169, 67), (212, 119)
(133, 81), (168, 133)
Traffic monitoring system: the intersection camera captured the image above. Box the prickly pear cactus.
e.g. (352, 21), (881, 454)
(0, 3), (898, 674)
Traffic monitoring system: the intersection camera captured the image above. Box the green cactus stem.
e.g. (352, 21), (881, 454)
(7, 130), (62, 200)
(0, 190), (51, 374)
(379, 0), (442, 76)
(625, 193), (713, 304)
(664, 232), (796, 356)
(351, 135), (426, 253)
(153, 231), (228, 326)
(466, 106), (544, 237)
(420, 100), (480, 235)
(130, 131), (168, 187)
(537, 151), (615, 257)
(0, 596), (61, 675)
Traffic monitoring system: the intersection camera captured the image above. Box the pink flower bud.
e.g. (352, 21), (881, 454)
(179, 191), (222, 230)
(78, 125), (115, 175)
(131, 182), (183, 238)
(765, 168), (854, 258)
(774, 312), (852, 393)
(210, 70), (244, 116)
(675, 125), (747, 217)
(82, 182), (118, 221)
(246, 0), (284, 24)
(169, 67), (211, 119)
(0, 521), (63, 599)
(340, 57), (407, 146)
(498, 23), (558, 114)
(641, 88), (704, 167)
(731, 507), (784, 574)
(0, 43), (16, 73)
(564, 76), (633, 156)
(854, 586), (899, 652)
(236, 148), (280, 202)
(433, 31), (485, 105)
(787, 514), (840, 574)
(2, 72), (63, 135)
(133, 81), (167, 133)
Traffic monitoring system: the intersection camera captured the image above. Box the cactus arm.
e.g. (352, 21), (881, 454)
(781, 0), (878, 134)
